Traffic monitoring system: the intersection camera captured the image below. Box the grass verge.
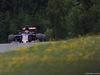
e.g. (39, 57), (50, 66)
(0, 35), (100, 75)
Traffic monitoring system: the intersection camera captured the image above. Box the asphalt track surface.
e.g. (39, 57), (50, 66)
(0, 42), (46, 53)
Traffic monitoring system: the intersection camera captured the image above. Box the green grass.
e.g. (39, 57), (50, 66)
(0, 35), (100, 75)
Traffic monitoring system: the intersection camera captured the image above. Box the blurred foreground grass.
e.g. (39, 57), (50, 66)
(0, 35), (100, 75)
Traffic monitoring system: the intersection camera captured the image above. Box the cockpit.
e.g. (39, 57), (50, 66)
(24, 30), (29, 34)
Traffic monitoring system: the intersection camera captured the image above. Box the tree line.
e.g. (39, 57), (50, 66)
(0, 0), (100, 43)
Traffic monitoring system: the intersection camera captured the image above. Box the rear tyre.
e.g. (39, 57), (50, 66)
(8, 34), (15, 43)
(42, 34), (46, 41)
(36, 33), (42, 42)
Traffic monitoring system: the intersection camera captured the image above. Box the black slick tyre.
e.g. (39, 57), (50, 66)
(8, 34), (15, 43)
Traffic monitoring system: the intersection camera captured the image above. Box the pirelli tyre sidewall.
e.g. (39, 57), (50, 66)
(8, 34), (15, 43)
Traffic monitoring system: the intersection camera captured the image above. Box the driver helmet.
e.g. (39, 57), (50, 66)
(24, 30), (29, 34)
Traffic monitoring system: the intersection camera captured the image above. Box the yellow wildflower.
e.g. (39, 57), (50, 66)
(79, 53), (83, 56)
(46, 48), (52, 51)
(51, 42), (56, 46)
(78, 35), (81, 38)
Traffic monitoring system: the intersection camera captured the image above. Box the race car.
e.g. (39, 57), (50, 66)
(8, 26), (46, 43)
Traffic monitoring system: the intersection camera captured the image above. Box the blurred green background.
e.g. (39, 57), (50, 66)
(0, 0), (100, 43)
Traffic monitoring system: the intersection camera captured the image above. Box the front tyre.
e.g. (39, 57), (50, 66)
(8, 34), (15, 43)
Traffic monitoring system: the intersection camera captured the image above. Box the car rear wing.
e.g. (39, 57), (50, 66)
(22, 27), (37, 34)
(22, 27), (37, 30)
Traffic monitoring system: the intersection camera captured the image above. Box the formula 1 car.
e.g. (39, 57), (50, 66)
(8, 26), (46, 43)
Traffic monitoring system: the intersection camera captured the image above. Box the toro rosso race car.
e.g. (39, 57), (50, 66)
(8, 26), (46, 43)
